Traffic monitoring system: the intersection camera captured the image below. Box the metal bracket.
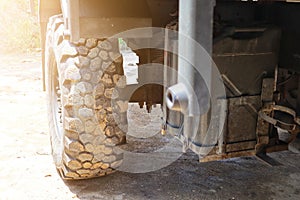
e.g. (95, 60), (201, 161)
(255, 78), (275, 153)
(259, 105), (300, 134)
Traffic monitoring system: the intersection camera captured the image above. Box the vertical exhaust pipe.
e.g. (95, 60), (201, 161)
(166, 0), (216, 153)
(167, 0), (215, 116)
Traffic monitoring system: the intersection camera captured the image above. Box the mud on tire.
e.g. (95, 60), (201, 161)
(45, 15), (128, 179)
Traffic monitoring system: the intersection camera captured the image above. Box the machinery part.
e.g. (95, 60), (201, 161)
(176, 0), (213, 117)
(221, 74), (242, 97)
(166, 83), (189, 113)
(166, 0), (227, 158)
(259, 105), (300, 134)
(46, 15), (127, 179)
(226, 96), (262, 143)
(214, 27), (281, 98)
(255, 78), (276, 153)
(174, 0), (214, 154)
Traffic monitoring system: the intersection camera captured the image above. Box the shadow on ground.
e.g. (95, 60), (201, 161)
(65, 151), (300, 200)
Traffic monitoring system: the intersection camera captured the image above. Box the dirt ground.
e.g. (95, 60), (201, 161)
(0, 53), (300, 200)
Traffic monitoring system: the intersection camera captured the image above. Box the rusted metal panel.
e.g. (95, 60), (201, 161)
(226, 96), (262, 143)
(200, 142), (288, 163)
(226, 141), (256, 153)
(213, 27), (281, 97)
(200, 150), (256, 163)
(214, 53), (277, 97)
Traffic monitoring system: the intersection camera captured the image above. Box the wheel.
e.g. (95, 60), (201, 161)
(45, 15), (128, 179)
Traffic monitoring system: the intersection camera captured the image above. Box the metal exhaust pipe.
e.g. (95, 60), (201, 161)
(166, 83), (189, 113)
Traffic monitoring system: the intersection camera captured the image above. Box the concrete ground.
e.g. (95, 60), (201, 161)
(0, 53), (299, 200)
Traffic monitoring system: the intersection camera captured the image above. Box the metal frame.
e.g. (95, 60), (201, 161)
(60, 0), (153, 42)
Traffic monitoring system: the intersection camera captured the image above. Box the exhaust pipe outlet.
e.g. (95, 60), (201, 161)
(166, 83), (189, 113)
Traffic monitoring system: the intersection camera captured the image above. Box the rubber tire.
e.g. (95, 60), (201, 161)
(45, 15), (128, 180)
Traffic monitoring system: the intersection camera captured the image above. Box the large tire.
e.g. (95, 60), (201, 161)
(45, 15), (128, 179)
